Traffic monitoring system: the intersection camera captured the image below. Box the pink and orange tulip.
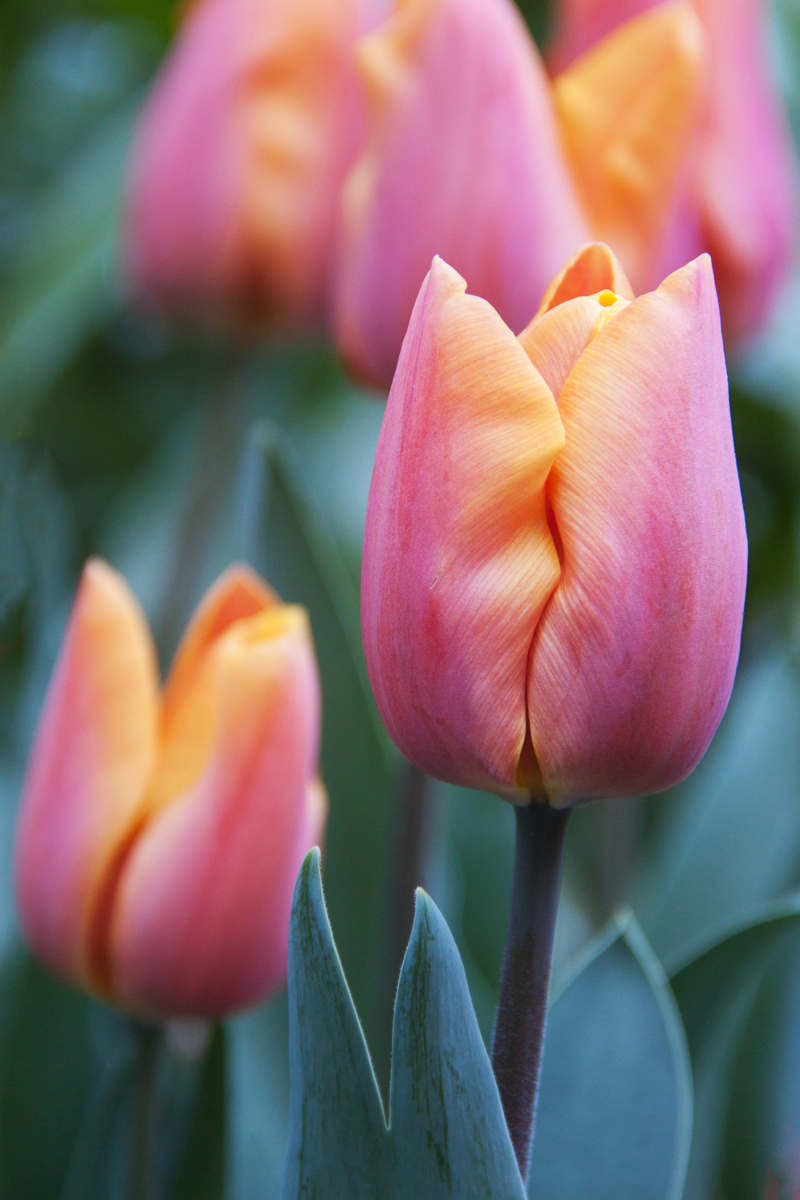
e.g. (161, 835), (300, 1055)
(361, 244), (747, 804)
(125, 0), (370, 332)
(548, 0), (799, 341)
(335, 0), (705, 388)
(14, 561), (325, 1020)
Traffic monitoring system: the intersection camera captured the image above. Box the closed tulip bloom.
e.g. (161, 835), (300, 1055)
(548, 0), (798, 341)
(335, 0), (704, 388)
(125, 0), (370, 332)
(15, 561), (324, 1020)
(361, 244), (747, 805)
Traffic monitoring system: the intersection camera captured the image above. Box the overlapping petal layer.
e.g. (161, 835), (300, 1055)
(335, 0), (589, 388)
(15, 562), (323, 1018)
(524, 255), (747, 802)
(111, 607), (322, 1019)
(552, 1), (705, 294)
(548, 0), (798, 339)
(362, 257), (565, 796)
(125, 0), (368, 330)
(363, 247), (747, 805)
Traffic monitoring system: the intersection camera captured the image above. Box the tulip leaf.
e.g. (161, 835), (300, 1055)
(241, 427), (394, 1062)
(669, 896), (800, 1200)
(282, 849), (527, 1200)
(635, 657), (800, 972)
(528, 910), (692, 1200)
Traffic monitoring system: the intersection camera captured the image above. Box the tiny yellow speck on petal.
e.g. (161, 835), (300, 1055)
(598, 290), (618, 307)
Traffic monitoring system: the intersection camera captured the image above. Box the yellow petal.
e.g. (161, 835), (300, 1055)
(150, 566), (278, 818)
(553, 1), (705, 291)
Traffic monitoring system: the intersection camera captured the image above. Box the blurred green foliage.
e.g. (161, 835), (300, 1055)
(1, 0), (800, 1197)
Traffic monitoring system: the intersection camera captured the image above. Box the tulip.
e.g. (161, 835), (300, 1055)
(125, 0), (370, 332)
(15, 561), (324, 1020)
(361, 244), (747, 804)
(548, 0), (799, 341)
(335, 0), (705, 389)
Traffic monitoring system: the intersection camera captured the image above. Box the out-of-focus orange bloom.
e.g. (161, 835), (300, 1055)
(15, 561), (325, 1021)
(125, 0), (372, 332)
(336, 0), (705, 387)
(548, 0), (799, 341)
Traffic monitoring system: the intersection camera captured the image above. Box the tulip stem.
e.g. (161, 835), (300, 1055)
(491, 803), (570, 1183)
(130, 1024), (163, 1200)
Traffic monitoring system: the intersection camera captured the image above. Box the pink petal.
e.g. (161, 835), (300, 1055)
(14, 562), (159, 990)
(109, 607), (322, 1019)
(334, 0), (589, 388)
(527, 255), (748, 802)
(362, 257), (565, 797)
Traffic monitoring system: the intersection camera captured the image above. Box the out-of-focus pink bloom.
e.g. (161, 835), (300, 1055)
(548, 0), (799, 341)
(15, 561), (325, 1020)
(125, 0), (370, 332)
(362, 244), (747, 804)
(335, 0), (705, 388)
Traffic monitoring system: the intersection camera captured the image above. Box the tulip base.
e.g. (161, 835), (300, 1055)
(491, 802), (570, 1183)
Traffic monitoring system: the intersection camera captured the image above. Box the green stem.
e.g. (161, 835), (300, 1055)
(129, 1024), (163, 1200)
(491, 803), (570, 1182)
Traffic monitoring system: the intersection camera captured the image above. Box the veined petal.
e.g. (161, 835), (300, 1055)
(527, 255), (747, 803)
(362, 257), (565, 797)
(535, 242), (633, 315)
(519, 291), (631, 399)
(334, 0), (589, 388)
(14, 561), (159, 988)
(553, 2), (705, 293)
(109, 606), (321, 1019)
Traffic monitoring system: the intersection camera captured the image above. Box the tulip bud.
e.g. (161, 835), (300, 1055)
(125, 0), (370, 332)
(548, 0), (799, 341)
(334, 0), (705, 389)
(15, 561), (325, 1020)
(361, 244), (747, 805)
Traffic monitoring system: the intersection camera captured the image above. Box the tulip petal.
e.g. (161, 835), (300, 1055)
(519, 291), (630, 400)
(362, 257), (565, 797)
(14, 561), (159, 989)
(553, 1), (705, 293)
(527, 255), (747, 803)
(692, 0), (798, 340)
(535, 242), (634, 315)
(109, 607), (322, 1019)
(335, 0), (589, 388)
(125, 0), (367, 330)
(147, 566), (278, 821)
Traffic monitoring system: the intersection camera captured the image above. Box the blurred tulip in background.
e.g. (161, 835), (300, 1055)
(125, 0), (707, 389)
(125, 0), (371, 332)
(14, 561), (325, 1020)
(362, 244), (747, 803)
(548, 0), (799, 341)
(337, 0), (706, 387)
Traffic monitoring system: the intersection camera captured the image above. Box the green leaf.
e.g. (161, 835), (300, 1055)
(226, 997), (290, 1200)
(636, 657), (800, 971)
(282, 850), (527, 1200)
(240, 426), (394, 1061)
(670, 896), (800, 1200)
(528, 911), (692, 1200)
